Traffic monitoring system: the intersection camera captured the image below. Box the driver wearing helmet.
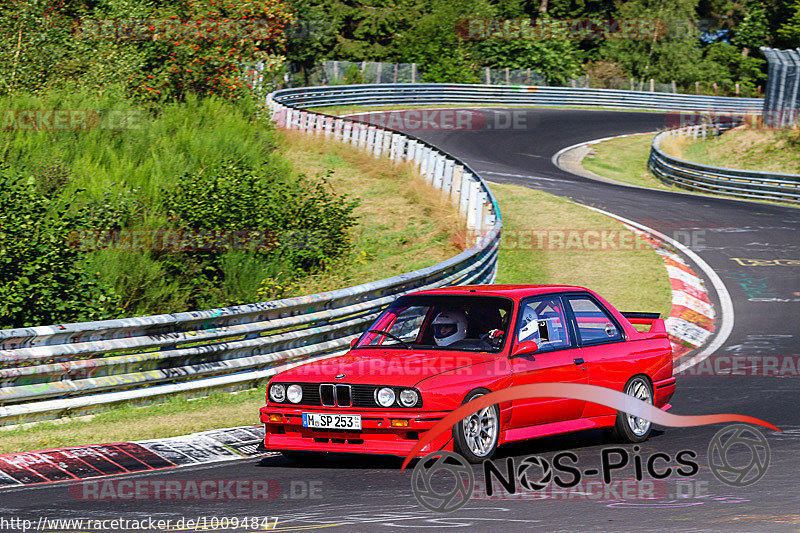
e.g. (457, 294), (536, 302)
(432, 310), (468, 347)
(518, 306), (540, 343)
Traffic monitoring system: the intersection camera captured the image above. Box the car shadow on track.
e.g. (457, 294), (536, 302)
(254, 428), (666, 470)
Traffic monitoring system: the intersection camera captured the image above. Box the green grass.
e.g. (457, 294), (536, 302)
(581, 133), (675, 191)
(583, 131), (800, 207)
(492, 182), (672, 318)
(665, 127), (800, 175)
(269, 131), (462, 297)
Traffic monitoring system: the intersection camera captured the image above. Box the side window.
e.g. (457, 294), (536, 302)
(566, 296), (622, 345)
(516, 297), (570, 351)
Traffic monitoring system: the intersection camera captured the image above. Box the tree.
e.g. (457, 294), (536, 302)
(775, 0), (800, 47)
(600, 0), (711, 85)
(731, 1), (769, 54)
(399, 0), (492, 83)
(474, 25), (583, 84)
(0, 0), (77, 94)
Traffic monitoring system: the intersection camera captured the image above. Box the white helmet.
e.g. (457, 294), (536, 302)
(432, 310), (468, 346)
(518, 307), (540, 342)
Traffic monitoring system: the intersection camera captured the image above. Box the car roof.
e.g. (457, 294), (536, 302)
(410, 284), (590, 299)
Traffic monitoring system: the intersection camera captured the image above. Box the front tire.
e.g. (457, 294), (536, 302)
(610, 375), (654, 443)
(453, 388), (500, 463)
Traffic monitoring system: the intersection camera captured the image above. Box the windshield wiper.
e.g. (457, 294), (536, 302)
(367, 329), (412, 349)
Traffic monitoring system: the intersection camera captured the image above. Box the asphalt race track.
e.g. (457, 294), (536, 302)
(2, 108), (799, 532)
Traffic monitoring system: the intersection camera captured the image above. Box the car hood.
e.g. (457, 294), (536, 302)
(273, 349), (495, 388)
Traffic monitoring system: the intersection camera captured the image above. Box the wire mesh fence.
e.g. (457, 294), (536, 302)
(761, 47), (800, 128)
(323, 61), (420, 84)
(480, 67), (549, 86)
(246, 60), (753, 99)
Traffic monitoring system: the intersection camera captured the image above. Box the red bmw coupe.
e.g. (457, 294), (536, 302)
(260, 285), (675, 463)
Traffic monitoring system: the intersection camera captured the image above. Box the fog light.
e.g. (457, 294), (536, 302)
(268, 414), (283, 423)
(390, 419), (409, 427)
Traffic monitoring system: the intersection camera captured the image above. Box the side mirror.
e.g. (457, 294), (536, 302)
(350, 338), (359, 349)
(510, 340), (538, 358)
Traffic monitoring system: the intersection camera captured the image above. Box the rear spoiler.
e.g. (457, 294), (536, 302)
(621, 312), (666, 338)
(621, 312), (660, 322)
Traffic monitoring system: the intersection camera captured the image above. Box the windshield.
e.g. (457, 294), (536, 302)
(355, 294), (513, 352)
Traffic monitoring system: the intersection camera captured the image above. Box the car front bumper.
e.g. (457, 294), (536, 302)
(259, 406), (453, 457)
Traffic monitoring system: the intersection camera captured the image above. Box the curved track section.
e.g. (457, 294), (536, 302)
(2, 108), (798, 532)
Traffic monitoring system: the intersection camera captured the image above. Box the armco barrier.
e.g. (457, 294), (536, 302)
(649, 124), (800, 204)
(270, 83), (763, 113)
(0, 84), (762, 426)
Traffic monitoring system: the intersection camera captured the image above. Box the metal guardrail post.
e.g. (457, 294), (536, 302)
(459, 172), (473, 216)
(405, 139), (418, 162)
(285, 108), (295, 129)
(381, 128), (392, 157)
(466, 180), (480, 231)
(421, 147), (433, 182)
(372, 128), (384, 156)
(395, 135), (407, 162)
(451, 165), (464, 202)
(442, 159), (455, 194)
(432, 154), (445, 189)
(358, 123), (369, 149)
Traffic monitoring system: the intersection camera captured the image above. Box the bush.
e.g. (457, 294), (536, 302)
(0, 89), (359, 325)
(0, 169), (121, 328)
(166, 163), (359, 271)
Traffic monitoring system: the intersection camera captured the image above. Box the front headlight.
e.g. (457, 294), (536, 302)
(399, 389), (419, 407)
(376, 387), (396, 407)
(269, 383), (286, 403)
(286, 384), (303, 404)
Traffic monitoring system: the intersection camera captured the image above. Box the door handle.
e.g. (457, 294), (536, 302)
(573, 358), (584, 365)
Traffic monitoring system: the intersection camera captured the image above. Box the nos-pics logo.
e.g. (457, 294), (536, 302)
(411, 424), (771, 513)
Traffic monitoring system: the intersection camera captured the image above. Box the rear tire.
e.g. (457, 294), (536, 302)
(609, 375), (654, 443)
(453, 388), (500, 463)
(281, 450), (327, 465)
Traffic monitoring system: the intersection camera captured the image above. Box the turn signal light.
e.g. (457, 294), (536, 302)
(268, 414), (283, 423)
(390, 419), (409, 427)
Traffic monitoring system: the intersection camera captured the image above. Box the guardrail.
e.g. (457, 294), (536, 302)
(1, 83), (763, 426)
(0, 86), (502, 426)
(271, 83), (763, 113)
(649, 124), (800, 204)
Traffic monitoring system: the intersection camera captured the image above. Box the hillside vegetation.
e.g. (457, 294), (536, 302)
(660, 127), (800, 175)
